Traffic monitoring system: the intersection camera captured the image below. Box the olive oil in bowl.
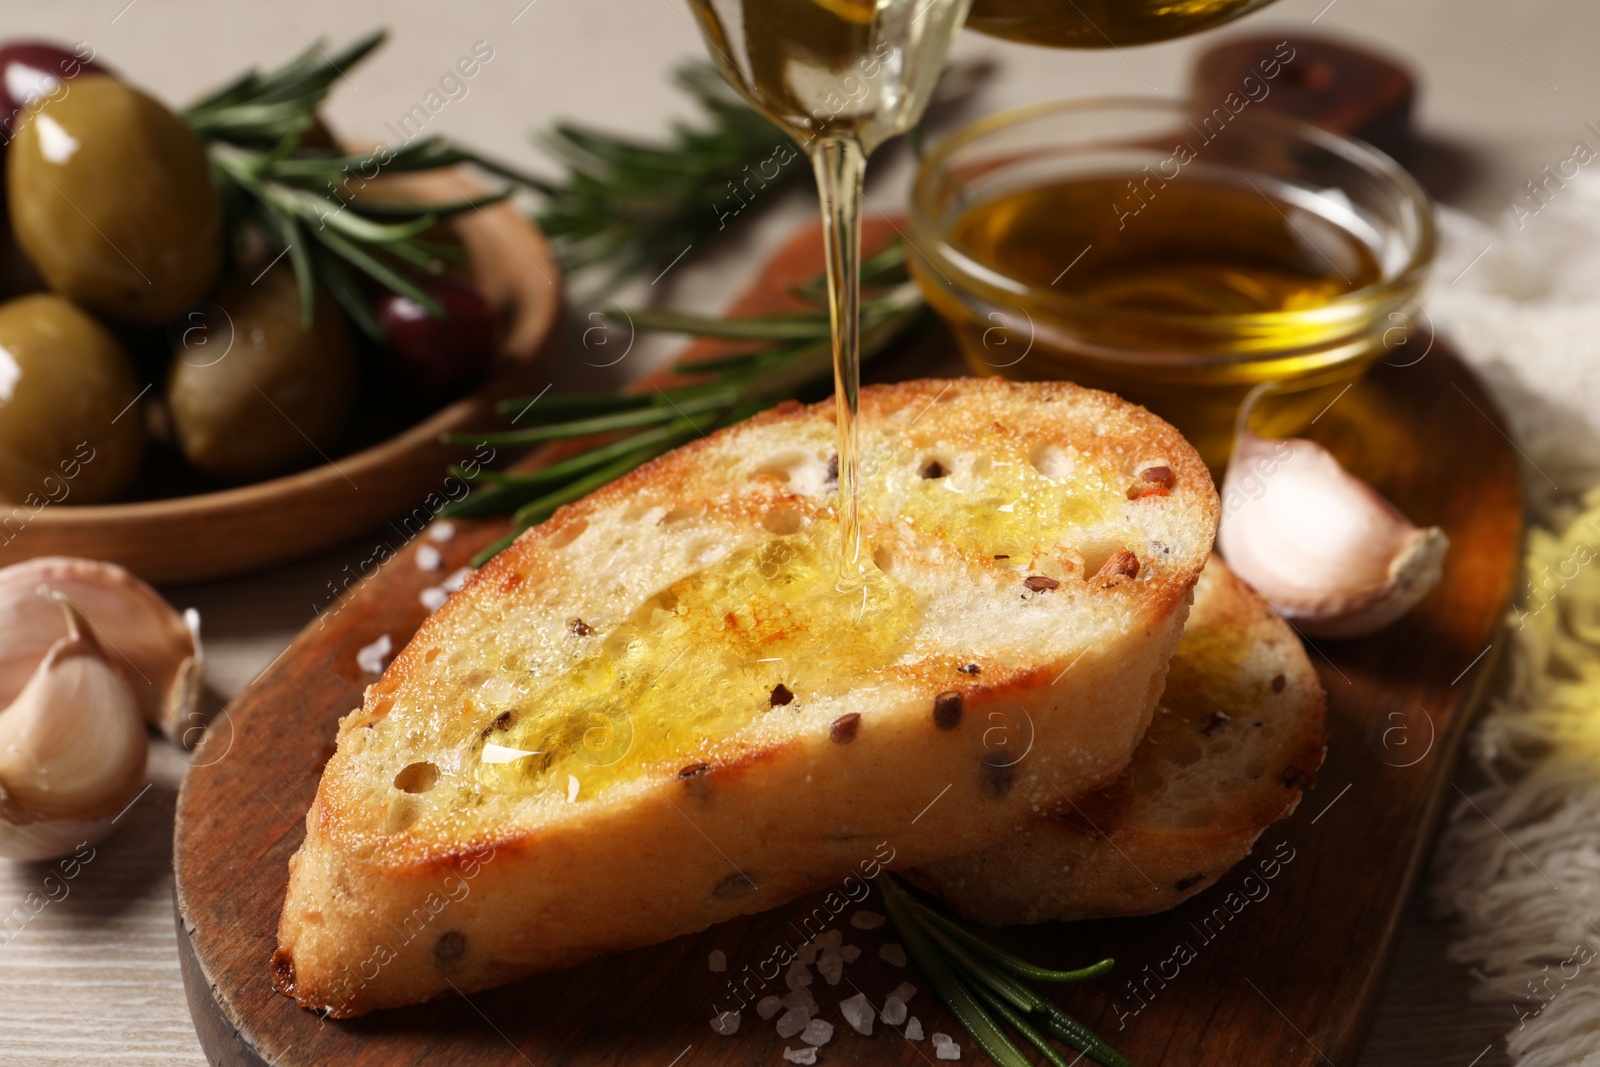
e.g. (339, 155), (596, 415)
(951, 176), (1382, 320)
(909, 99), (1434, 468)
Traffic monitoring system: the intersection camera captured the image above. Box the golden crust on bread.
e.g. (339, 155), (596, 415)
(272, 378), (1218, 1015)
(909, 558), (1326, 924)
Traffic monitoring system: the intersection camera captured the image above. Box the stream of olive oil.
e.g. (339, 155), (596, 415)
(690, 0), (882, 586)
(689, 0), (969, 582)
(922, 173), (1385, 466)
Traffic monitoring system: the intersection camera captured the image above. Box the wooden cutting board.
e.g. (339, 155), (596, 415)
(172, 219), (1523, 1067)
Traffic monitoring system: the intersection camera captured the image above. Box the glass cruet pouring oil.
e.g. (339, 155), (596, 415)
(963, 0), (1279, 48)
(688, 0), (973, 583)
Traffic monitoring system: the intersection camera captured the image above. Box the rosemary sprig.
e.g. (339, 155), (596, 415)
(186, 29), (541, 337)
(880, 875), (1132, 1067)
(533, 63), (806, 289)
(441, 241), (927, 565)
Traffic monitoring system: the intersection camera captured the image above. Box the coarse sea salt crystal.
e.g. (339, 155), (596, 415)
(879, 943), (907, 967)
(933, 1033), (961, 1060)
(756, 995), (783, 1020)
(839, 992), (874, 1036)
(708, 950), (727, 972)
(891, 981), (917, 1004)
(786, 960), (813, 990)
(443, 566), (473, 593)
(428, 520), (457, 542)
(780, 987), (817, 1014)
(839, 944), (861, 963)
(416, 544), (442, 571)
(355, 634), (392, 674)
(797, 942), (819, 965)
(801, 1018), (834, 1046)
(776, 1006), (811, 1038)
(817, 929), (843, 950)
(817, 949), (843, 986)
(710, 1010), (739, 1036)
(782, 1048), (817, 1065)
(419, 586), (448, 612)
(881, 996), (907, 1026)
(906, 1017), (925, 1041)
(850, 910), (885, 930)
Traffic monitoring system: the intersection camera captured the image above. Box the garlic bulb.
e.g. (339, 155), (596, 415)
(1218, 428), (1449, 638)
(0, 557), (203, 746)
(0, 594), (148, 861)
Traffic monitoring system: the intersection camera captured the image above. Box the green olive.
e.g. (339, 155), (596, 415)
(0, 293), (146, 503)
(167, 267), (357, 483)
(7, 74), (222, 324)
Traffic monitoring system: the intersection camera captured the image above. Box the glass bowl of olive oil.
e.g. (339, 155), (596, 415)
(908, 98), (1434, 468)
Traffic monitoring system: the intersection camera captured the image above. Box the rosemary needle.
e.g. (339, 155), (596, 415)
(445, 420), (701, 522)
(880, 875), (1133, 1067)
(445, 392), (734, 448)
(451, 421), (690, 491)
(903, 892), (1116, 982)
(972, 985), (1082, 1067)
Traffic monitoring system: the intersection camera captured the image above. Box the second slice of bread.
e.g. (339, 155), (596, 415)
(910, 558), (1327, 924)
(273, 378), (1218, 1015)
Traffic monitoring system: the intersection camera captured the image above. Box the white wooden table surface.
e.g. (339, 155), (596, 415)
(2, 0), (1584, 1063)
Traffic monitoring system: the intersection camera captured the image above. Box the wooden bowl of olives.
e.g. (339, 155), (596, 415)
(0, 38), (561, 583)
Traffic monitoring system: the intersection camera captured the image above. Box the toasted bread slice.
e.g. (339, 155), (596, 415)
(910, 558), (1325, 925)
(273, 378), (1218, 1016)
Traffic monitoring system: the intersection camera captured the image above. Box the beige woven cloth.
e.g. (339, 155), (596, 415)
(1431, 175), (1600, 1067)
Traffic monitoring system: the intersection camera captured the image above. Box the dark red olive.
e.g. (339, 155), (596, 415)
(0, 41), (110, 145)
(376, 278), (497, 397)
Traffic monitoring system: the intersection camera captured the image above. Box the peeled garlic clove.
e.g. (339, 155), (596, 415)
(1218, 430), (1449, 638)
(0, 557), (203, 746)
(0, 595), (147, 860)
